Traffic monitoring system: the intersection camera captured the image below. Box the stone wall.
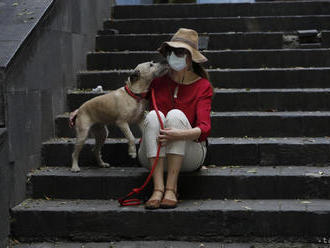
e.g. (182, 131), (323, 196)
(0, 129), (9, 248)
(0, 0), (113, 246)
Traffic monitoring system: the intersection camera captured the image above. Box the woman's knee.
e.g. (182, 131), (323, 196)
(165, 109), (189, 128)
(144, 110), (165, 129)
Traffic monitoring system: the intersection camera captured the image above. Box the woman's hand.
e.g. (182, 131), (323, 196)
(157, 127), (202, 146)
(158, 128), (184, 146)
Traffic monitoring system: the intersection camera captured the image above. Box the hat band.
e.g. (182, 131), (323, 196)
(171, 37), (198, 50)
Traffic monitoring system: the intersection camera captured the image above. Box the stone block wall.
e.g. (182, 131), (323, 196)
(0, 0), (113, 246)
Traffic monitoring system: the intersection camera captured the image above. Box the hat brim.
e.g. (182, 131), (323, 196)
(158, 41), (208, 64)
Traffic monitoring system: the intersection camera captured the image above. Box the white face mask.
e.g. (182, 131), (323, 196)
(167, 52), (187, 71)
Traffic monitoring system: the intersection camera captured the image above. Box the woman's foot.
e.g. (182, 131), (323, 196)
(145, 189), (164, 210)
(160, 188), (178, 209)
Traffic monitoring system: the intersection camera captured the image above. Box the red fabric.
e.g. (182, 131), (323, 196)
(149, 74), (213, 142)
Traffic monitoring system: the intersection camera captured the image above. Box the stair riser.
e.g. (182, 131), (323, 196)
(113, 2), (330, 19)
(56, 115), (330, 138)
(55, 117), (141, 138)
(67, 91), (330, 112)
(31, 173), (330, 200)
(87, 50), (330, 70)
(77, 69), (330, 90)
(104, 16), (330, 34)
(11, 209), (330, 242)
(96, 33), (283, 51)
(42, 141), (330, 166)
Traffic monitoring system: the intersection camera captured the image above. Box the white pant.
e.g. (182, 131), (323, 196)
(138, 109), (207, 172)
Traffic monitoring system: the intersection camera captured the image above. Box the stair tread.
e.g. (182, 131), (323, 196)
(78, 67), (330, 74)
(108, 14), (330, 22)
(12, 198), (330, 212)
(97, 31), (286, 36)
(68, 88), (330, 93)
(88, 48), (330, 54)
(45, 137), (330, 144)
(11, 241), (326, 248)
(31, 166), (330, 177)
(58, 111), (330, 118)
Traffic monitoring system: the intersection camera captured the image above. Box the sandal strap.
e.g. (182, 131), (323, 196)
(154, 188), (164, 194)
(165, 188), (177, 196)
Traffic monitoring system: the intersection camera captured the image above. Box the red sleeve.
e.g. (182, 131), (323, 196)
(195, 81), (213, 142)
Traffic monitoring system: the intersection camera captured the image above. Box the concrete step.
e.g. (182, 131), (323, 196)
(96, 32), (284, 51)
(30, 166), (330, 200)
(103, 15), (330, 34)
(11, 241), (330, 248)
(66, 88), (330, 112)
(96, 32), (324, 51)
(56, 111), (330, 138)
(77, 68), (330, 90)
(112, 1), (330, 19)
(42, 137), (330, 167)
(11, 198), (330, 242)
(86, 49), (330, 70)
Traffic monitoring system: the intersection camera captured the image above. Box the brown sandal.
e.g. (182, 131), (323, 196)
(145, 189), (164, 210)
(160, 188), (178, 209)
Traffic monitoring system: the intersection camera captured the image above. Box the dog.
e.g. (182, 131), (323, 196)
(69, 61), (168, 172)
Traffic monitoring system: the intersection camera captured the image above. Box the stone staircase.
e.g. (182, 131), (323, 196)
(10, 1), (330, 246)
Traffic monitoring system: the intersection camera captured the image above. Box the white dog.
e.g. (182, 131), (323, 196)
(69, 61), (168, 172)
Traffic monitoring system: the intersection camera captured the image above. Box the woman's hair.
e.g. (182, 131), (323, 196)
(192, 62), (214, 95)
(192, 62), (209, 80)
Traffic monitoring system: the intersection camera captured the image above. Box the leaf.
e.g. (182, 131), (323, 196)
(242, 206), (252, 210)
(44, 196), (51, 201)
(247, 169), (257, 173)
(301, 201), (312, 204)
(12, 3), (19, 6)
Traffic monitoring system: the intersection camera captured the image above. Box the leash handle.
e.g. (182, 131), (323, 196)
(118, 88), (163, 206)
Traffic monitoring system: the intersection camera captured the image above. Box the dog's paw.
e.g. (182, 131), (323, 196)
(71, 166), (81, 173)
(100, 162), (110, 168)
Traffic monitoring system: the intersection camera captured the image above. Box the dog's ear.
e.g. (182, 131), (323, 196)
(129, 70), (140, 83)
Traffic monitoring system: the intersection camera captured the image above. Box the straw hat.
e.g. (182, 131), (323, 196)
(158, 28), (208, 63)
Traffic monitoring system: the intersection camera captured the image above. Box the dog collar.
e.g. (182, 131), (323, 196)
(124, 85), (148, 102)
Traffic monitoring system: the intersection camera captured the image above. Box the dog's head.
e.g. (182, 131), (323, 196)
(127, 61), (169, 92)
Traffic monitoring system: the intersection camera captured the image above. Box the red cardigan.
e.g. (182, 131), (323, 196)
(149, 74), (213, 142)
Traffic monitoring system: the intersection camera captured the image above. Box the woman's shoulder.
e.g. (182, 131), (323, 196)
(194, 78), (213, 97)
(195, 77), (212, 89)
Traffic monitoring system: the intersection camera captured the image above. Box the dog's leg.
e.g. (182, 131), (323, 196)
(71, 116), (91, 172)
(117, 122), (137, 158)
(91, 124), (110, 168)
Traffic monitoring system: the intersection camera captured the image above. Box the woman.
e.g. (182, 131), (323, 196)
(138, 28), (213, 209)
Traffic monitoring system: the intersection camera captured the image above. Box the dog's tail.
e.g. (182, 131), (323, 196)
(69, 109), (79, 128)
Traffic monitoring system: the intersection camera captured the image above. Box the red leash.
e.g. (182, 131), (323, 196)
(118, 88), (164, 206)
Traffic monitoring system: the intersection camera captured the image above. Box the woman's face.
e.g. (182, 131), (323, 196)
(165, 47), (192, 71)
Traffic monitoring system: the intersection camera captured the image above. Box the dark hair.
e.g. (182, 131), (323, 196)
(192, 62), (214, 95)
(192, 62), (209, 80)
